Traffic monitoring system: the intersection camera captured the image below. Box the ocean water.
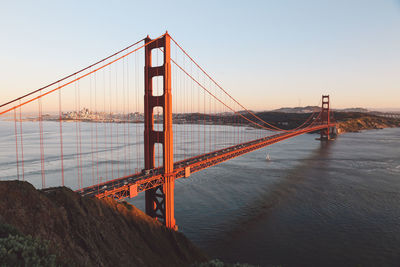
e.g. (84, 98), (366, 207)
(132, 127), (400, 266)
(1, 119), (399, 266)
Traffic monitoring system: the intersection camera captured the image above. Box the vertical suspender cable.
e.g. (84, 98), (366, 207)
(18, 102), (25, 181)
(13, 109), (20, 180)
(58, 85), (64, 186)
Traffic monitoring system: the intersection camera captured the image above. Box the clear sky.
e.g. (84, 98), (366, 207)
(1, 0), (399, 111)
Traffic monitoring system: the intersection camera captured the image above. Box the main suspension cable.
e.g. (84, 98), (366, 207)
(169, 35), (321, 132)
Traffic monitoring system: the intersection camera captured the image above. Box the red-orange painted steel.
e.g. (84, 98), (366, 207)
(320, 95), (331, 140)
(144, 33), (176, 229)
(88, 123), (335, 201)
(130, 184), (138, 198)
(0, 36), (165, 116)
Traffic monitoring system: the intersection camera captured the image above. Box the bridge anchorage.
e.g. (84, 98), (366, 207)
(0, 31), (336, 230)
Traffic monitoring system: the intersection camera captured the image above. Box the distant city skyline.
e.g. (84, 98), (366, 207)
(1, 0), (399, 111)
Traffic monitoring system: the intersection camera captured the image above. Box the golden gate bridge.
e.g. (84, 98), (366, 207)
(0, 32), (336, 230)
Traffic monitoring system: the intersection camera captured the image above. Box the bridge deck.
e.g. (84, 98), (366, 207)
(78, 123), (335, 200)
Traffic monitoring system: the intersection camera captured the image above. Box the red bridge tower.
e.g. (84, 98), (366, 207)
(144, 33), (176, 230)
(320, 95), (331, 140)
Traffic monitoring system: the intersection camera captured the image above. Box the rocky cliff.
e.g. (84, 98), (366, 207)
(0, 181), (208, 266)
(336, 115), (400, 134)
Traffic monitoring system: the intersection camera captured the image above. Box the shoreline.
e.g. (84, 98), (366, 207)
(336, 116), (400, 134)
(3, 112), (400, 135)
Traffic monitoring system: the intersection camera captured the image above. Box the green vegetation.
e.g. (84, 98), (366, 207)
(0, 223), (58, 267)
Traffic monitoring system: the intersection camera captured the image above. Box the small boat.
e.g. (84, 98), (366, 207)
(266, 153), (270, 161)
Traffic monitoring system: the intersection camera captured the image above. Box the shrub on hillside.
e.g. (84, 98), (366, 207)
(0, 223), (57, 267)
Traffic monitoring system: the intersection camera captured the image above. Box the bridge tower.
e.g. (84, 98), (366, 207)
(320, 95), (330, 140)
(144, 33), (176, 230)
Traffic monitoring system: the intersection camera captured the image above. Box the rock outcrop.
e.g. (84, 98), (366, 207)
(0, 181), (208, 266)
(336, 116), (400, 134)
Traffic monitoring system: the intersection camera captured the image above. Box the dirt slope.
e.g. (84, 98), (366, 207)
(336, 116), (400, 133)
(0, 181), (207, 266)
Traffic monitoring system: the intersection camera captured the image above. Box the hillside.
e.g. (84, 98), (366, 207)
(271, 106), (369, 113)
(0, 181), (208, 266)
(253, 111), (400, 133)
(334, 113), (400, 133)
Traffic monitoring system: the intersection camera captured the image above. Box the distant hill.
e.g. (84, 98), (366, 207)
(272, 106), (320, 113)
(336, 107), (369, 113)
(271, 106), (370, 114)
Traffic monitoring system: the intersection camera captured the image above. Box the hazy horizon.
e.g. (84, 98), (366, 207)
(1, 0), (399, 111)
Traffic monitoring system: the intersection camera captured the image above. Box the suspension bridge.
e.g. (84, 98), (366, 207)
(0, 32), (336, 230)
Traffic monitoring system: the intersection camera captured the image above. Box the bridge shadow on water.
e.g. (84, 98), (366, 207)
(204, 140), (336, 265)
(199, 129), (400, 267)
(220, 141), (332, 228)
